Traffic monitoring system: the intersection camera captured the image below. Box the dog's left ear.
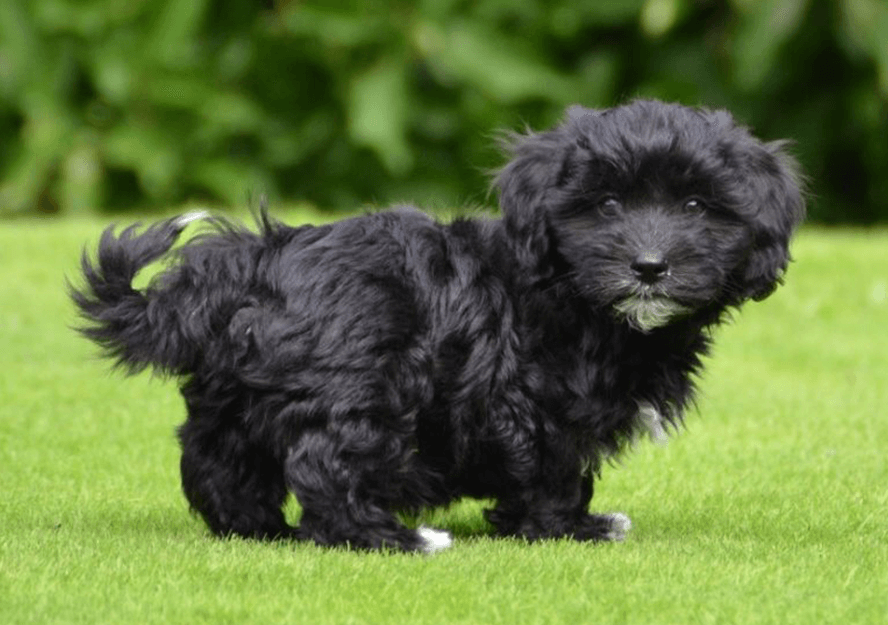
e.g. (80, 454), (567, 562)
(736, 140), (806, 301)
(494, 121), (577, 272)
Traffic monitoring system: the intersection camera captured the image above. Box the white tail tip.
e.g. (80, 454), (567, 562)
(175, 210), (210, 228)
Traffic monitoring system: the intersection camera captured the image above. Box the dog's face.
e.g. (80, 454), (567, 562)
(496, 100), (805, 331)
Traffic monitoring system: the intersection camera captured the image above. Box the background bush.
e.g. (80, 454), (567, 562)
(1, 0), (886, 222)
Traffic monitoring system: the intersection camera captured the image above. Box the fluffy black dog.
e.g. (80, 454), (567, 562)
(71, 100), (804, 552)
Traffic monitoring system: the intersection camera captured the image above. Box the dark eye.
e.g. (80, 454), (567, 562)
(598, 196), (622, 216)
(683, 198), (706, 214)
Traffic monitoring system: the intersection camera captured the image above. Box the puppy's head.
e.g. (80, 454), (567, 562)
(495, 100), (805, 331)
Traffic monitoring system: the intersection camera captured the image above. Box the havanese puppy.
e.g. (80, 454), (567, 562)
(71, 100), (804, 552)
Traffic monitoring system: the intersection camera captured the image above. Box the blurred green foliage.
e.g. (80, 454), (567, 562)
(0, 0), (886, 221)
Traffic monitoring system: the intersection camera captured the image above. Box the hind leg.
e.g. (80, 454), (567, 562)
(178, 418), (292, 539)
(285, 429), (451, 553)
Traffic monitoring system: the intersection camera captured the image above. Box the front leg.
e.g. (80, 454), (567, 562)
(486, 473), (632, 543)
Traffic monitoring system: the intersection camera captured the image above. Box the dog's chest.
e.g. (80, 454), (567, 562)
(538, 327), (688, 433)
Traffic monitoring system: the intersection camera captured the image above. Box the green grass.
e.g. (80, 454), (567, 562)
(2, 213), (886, 624)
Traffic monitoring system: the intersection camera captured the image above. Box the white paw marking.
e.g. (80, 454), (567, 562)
(175, 210), (210, 228)
(417, 526), (453, 553)
(604, 513), (632, 542)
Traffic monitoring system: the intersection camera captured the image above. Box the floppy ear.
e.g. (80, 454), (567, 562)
(494, 124), (576, 272)
(737, 141), (806, 301)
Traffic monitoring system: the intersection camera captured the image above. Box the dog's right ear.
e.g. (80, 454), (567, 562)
(736, 142), (806, 301)
(494, 122), (577, 272)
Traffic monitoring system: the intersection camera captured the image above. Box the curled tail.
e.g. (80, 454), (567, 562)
(69, 212), (209, 375)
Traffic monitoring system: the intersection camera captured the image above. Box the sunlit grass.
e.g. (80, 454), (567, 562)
(1, 214), (886, 624)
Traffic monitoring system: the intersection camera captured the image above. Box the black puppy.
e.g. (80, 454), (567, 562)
(71, 100), (804, 552)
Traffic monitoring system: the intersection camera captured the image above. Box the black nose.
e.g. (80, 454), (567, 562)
(631, 255), (669, 284)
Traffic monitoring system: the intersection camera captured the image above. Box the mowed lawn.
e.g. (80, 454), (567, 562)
(1, 212), (886, 624)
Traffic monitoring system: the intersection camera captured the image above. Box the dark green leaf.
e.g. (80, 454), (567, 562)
(348, 57), (413, 175)
(732, 0), (811, 90)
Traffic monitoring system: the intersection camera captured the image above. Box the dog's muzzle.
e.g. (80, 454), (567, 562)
(629, 252), (669, 284)
(616, 252), (688, 331)
(630, 252), (669, 284)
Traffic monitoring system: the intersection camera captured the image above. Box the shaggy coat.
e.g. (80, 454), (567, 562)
(71, 100), (805, 552)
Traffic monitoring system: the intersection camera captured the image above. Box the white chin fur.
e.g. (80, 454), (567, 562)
(615, 296), (688, 332)
(417, 526), (453, 553)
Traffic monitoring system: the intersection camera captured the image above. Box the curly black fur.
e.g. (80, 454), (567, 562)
(70, 100), (804, 552)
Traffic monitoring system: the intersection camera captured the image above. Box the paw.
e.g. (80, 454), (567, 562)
(416, 526), (453, 554)
(601, 512), (632, 542)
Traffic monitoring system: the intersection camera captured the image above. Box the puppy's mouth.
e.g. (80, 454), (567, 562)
(613, 294), (690, 333)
